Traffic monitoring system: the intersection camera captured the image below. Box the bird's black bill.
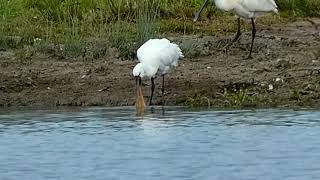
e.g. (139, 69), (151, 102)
(193, 0), (210, 22)
(135, 76), (140, 99)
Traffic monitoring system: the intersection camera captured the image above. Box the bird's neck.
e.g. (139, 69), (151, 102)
(143, 64), (159, 78)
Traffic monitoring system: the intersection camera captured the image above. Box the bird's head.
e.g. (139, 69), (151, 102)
(132, 62), (157, 79)
(133, 63), (144, 78)
(133, 63), (146, 115)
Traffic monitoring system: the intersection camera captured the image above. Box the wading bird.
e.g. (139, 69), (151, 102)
(194, 0), (278, 59)
(133, 38), (183, 113)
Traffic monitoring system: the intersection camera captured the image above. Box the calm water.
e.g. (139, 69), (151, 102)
(0, 107), (320, 180)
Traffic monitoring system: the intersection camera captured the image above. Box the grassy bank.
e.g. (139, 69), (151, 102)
(0, 0), (319, 59)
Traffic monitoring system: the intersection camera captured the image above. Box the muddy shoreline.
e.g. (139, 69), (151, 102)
(0, 19), (319, 108)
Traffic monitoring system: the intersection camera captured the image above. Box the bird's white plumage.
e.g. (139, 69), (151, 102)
(137, 38), (183, 68)
(193, 0), (278, 58)
(133, 38), (183, 78)
(214, 0), (278, 18)
(239, 0), (278, 13)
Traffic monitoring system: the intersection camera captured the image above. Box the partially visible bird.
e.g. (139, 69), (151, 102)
(194, 0), (278, 59)
(133, 38), (184, 113)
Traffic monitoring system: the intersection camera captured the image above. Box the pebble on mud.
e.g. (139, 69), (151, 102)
(275, 78), (284, 83)
(81, 75), (87, 79)
(268, 84), (274, 91)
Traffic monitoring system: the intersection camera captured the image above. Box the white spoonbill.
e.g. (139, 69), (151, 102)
(194, 0), (278, 59)
(133, 38), (184, 112)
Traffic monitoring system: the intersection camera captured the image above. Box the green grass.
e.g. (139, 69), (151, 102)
(277, 0), (320, 17)
(0, 0), (319, 59)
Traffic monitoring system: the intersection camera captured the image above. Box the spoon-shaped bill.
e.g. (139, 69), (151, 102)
(193, 0), (210, 22)
(135, 77), (146, 115)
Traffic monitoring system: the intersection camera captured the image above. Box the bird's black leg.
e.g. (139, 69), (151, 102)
(224, 17), (241, 55)
(149, 77), (155, 105)
(247, 18), (256, 59)
(161, 75), (165, 106)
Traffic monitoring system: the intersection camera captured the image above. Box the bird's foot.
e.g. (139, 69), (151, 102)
(245, 55), (253, 60)
(150, 106), (155, 114)
(149, 99), (153, 106)
(161, 97), (165, 106)
(160, 99), (164, 106)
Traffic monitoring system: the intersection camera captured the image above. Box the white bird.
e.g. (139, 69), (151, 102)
(194, 0), (278, 59)
(133, 38), (184, 112)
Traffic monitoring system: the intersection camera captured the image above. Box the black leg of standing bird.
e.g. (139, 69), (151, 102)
(224, 17), (242, 55)
(247, 18), (256, 59)
(149, 77), (155, 105)
(161, 75), (165, 106)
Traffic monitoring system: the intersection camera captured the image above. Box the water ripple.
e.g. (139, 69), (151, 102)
(0, 108), (320, 180)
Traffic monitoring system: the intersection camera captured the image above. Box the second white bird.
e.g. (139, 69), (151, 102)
(194, 0), (278, 58)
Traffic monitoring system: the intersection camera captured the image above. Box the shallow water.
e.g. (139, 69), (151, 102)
(0, 107), (320, 180)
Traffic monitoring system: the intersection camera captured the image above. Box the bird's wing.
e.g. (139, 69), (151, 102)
(238, 0), (278, 13)
(137, 39), (157, 64)
(137, 38), (183, 67)
(159, 38), (184, 67)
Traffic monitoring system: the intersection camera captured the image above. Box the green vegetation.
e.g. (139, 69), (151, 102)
(183, 92), (212, 107)
(0, 0), (319, 59)
(277, 0), (320, 17)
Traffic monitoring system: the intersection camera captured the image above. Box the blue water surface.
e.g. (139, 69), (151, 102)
(0, 107), (320, 180)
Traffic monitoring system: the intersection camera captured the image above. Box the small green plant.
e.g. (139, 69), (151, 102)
(224, 88), (250, 107)
(290, 89), (302, 101)
(179, 40), (201, 58)
(183, 92), (211, 107)
(14, 45), (34, 60)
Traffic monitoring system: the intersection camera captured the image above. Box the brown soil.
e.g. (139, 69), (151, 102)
(0, 19), (319, 108)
